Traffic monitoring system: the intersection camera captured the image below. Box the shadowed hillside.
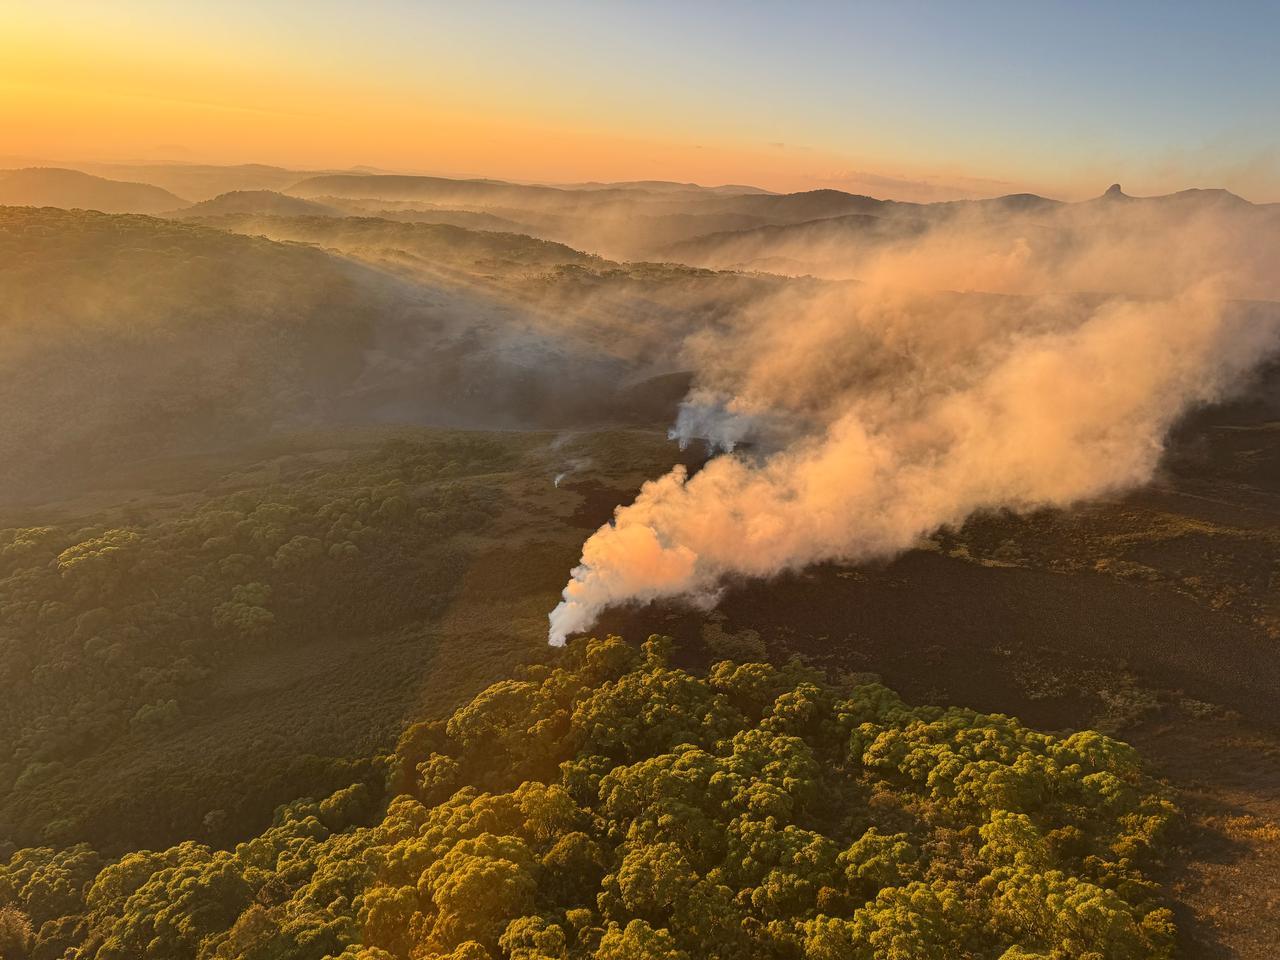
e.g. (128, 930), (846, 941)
(0, 208), (678, 501)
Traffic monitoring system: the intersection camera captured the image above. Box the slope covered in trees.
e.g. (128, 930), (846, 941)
(0, 634), (1177, 960)
(176, 191), (344, 219)
(188, 214), (598, 275)
(0, 207), (667, 500)
(0, 432), (524, 852)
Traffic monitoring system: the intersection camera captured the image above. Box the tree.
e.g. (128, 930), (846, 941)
(0, 905), (33, 960)
(0, 635), (1179, 960)
(595, 920), (688, 960)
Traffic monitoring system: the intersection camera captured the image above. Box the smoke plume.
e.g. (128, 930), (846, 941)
(548, 200), (1280, 644)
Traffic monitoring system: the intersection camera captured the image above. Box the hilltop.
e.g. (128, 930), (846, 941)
(0, 168), (187, 213)
(175, 189), (342, 218)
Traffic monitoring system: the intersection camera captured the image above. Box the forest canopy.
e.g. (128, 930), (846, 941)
(0, 635), (1177, 960)
(0, 433), (517, 852)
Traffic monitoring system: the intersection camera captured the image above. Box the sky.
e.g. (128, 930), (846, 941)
(2, 0), (1278, 201)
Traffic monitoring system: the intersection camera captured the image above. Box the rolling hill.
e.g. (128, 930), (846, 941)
(0, 207), (676, 502)
(174, 189), (343, 218)
(172, 190), (544, 235)
(286, 173), (772, 207)
(0, 167), (187, 213)
(288, 173), (603, 207)
(186, 213), (598, 275)
(313, 197), (539, 232)
(660, 212), (930, 273)
(67, 161), (330, 202)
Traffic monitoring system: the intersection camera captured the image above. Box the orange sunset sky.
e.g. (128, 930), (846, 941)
(3, 0), (1277, 201)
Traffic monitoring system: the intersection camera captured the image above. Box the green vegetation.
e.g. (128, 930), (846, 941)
(6, 182), (1265, 958)
(0, 433), (520, 852)
(0, 635), (1177, 960)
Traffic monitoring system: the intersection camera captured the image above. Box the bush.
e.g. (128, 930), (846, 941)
(0, 636), (1178, 960)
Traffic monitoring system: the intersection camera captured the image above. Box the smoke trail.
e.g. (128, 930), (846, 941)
(548, 203), (1280, 645)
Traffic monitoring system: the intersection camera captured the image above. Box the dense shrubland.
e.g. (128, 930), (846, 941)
(0, 635), (1178, 960)
(0, 435), (515, 849)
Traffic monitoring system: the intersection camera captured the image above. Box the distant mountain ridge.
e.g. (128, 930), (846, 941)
(174, 190), (541, 234)
(17, 160), (1273, 217)
(553, 179), (774, 195)
(0, 167), (187, 213)
(185, 213), (598, 274)
(660, 213), (932, 270)
(287, 173), (673, 207)
(175, 189), (341, 218)
(654, 181), (1277, 277)
(9, 162), (1273, 270)
(68, 162), (343, 202)
(1089, 182), (1252, 209)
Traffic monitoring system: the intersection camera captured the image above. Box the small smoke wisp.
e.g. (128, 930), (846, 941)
(553, 455), (594, 487)
(548, 205), (1280, 645)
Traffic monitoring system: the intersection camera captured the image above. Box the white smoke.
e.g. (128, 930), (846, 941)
(552, 455), (594, 487)
(667, 392), (764, 453)
(548, 200), (1280, 645)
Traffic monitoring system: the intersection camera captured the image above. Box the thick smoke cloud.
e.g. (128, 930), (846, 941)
(548, 203), (1280, 644)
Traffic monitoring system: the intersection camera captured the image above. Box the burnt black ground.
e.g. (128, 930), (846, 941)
(583, 407), (1280, 959)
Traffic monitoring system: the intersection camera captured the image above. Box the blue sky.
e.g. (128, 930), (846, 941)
(4, 0), (1277, 198)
